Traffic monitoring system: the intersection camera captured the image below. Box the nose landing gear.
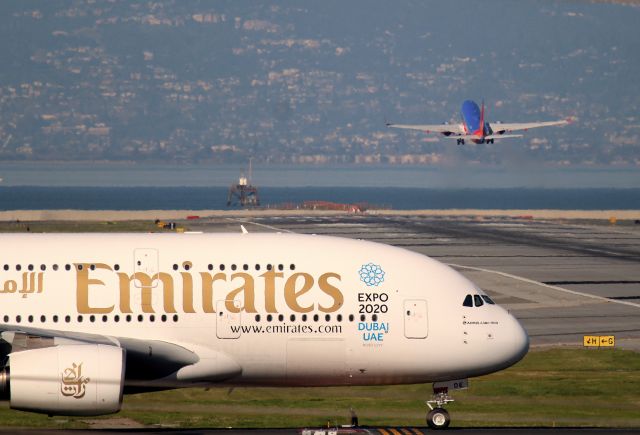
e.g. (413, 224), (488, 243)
(427, 407), (451, 429)
(425, 379), (467, 429)
(426, 390), (453, 429)
(456, 138), (465, 145)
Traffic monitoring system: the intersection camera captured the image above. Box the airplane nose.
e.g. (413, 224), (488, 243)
(509, 314), (529, 365)
(463, 309), (530, 377)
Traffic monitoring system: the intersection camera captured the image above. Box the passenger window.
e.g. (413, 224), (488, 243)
(481, 295), (495, 305)
(474, 295), (484, 307)
(463, 294), (473, 307)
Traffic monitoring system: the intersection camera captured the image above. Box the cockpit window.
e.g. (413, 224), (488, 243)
(481, 295), (495, 305)
(462, 294), (473, 307)
(473, 295), (484, 307)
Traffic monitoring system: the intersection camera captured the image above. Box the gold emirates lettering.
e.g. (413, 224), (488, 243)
(75, 263), (344, 314)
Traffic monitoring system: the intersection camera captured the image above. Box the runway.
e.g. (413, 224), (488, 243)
(186, 213), (640, 351)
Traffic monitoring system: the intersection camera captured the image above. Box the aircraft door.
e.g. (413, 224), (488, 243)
(404, 299), (428, 339)
(216, 300), (241, 339)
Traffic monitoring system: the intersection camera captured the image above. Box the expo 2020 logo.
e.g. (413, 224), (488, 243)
(358, 263), (385, 287)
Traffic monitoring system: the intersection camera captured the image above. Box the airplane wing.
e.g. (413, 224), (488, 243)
(0, 324), (239, 386)
(386, 123), (465, 136)
(489, 119), (570, 134)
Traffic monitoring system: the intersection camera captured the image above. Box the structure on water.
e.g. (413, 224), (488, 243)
(227, 159), (260, 207)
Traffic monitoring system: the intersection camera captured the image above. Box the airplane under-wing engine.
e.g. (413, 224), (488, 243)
(0, 344), (125, 416)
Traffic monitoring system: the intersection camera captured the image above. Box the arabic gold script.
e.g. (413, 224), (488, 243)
(1, 272), (44, 298)
(60, 362), (90, 399)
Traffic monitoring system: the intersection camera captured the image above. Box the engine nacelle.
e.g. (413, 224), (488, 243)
(5, 344), (124, 416)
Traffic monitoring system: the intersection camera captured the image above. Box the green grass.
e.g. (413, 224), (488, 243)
(0, 220), (176, 233)
(0, 348), (637, 429)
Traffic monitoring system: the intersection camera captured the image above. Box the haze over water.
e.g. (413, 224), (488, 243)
(0, 162), (638, 189)
(0, 163), (638, 211)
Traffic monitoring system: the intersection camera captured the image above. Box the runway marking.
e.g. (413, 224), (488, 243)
(377, 429), (422, 435)
(224, 218), (295, 233)
(449, 263), (640, 309)
(544, 280), (640, 285)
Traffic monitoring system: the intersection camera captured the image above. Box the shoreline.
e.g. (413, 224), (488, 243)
(0, 209), (638, 221)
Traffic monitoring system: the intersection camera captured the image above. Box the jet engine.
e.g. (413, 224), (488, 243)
(440, 121), (454, 136)
(0, 344), (125, 416)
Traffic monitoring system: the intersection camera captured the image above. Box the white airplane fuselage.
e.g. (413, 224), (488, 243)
(0, 233), (528, 410)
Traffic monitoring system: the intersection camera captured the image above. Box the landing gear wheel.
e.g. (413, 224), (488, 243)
(427, 408), (450, 429)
